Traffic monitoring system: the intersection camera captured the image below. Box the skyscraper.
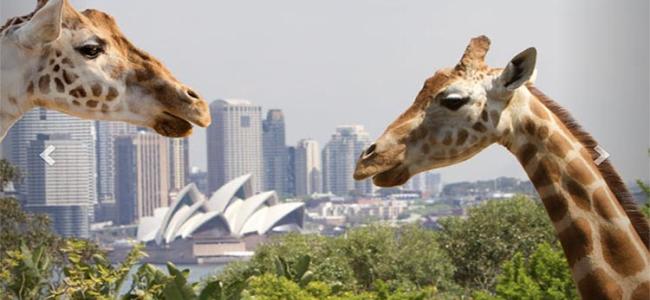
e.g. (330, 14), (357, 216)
(114, 131), (171, 224)
(263, 109), (288, 196)
(322, 125), (373, 196)
(285, 146), (296, 197)
(26, 134), (93, 238)
(3, 109), (97, 205)
(95, 121), (137, 222)
(207, 99), (263, 194)
(294, 139), (322, 197)
(169, 138), (189, 191)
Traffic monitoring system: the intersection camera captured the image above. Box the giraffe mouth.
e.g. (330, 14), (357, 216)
(371, 164), (411, 187)
(153, 112), (194, 137)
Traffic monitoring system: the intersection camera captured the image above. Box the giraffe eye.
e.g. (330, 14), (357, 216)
(440, 96), (470, 111)
(76, 44), (104, 59)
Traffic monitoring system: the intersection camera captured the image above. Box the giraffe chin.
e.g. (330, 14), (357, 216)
(371, 165), (411, 188)
(152, 112), (193, 138)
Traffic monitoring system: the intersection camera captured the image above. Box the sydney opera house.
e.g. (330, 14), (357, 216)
(134, 174), (304, 263)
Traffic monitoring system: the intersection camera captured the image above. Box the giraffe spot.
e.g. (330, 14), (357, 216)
(61, 57), (74, 68)
(490, 110), (500, 127)
(61, 70), (78, 85)
(481, 109), (488, 122)
(517, 143), (538, 167)
(429, 134), (438, 145)
(26, 81), (34, 94)
(472, 122), (487, 133)
(592, 187), (620, 220)
(442, 132), (453, 146)
(72, 100), (81, 106)
(523, 117), (536, 136)
(37, 64), (46, 72)
(566, 158), (596, 186)
(91, 84), (103, 97)
(38, 75), (50, 94)
(541, 194), (568, 222)
(106, 87), (119, 101)
(448, 148), (458, 156)
(537, 126), (549, 140)
(600, 226), (646, 277)
(531, 159), (561, 187)
(49, 59), (55, 65)
(86, 100), (99, 108)
(547, 132), (573, 158)
(69, 86), (87, 98)
(456, 129), (469, 145)
(559, 217), (593, 267)
(53, 78), (65, 93)
(631, 282), (650, 300)
(564, 177), (591, 211)
(530, 100), (549, 120)
(53, 64), (60, 72)
(55, 50), (62, 57)
(421, 143), (430, 154)
(577, 268), (623, 300)
(101, 104), (110, 113)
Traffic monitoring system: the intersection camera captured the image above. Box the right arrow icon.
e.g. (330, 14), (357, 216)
(594, 145), (610, 166)
(40, 145), (56, 166)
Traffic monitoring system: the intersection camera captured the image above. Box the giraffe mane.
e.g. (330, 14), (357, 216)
(527, 84), (650, 249)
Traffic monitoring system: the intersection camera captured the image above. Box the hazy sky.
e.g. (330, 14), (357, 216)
(2, 0), (648, 183)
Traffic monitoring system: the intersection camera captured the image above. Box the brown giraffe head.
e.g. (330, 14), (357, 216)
(4, 0), (211, 137)
(354, 35), (537, 186)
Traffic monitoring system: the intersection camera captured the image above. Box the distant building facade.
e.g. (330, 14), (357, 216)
(95, 121), (137, 222)
(25, 134), (93, 238)
(169, 138), (189, 191)
(322, 125), (373, 196)
(207, 99), (263, 194)
(294, 139), (322, 197)
(114, 131), (171, 224)
(262, 109), (288, 196)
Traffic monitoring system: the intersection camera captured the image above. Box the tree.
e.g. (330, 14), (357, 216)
(437, 196), (557, 292)
(0, 198), (61, 261)
(637, 180), (650, 219)
(474, 242), (577, 300)
(0, 159), (20, 193)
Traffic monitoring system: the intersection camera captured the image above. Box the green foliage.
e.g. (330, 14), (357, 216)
(0, 159), (20, 192)
(215, 223), (456, 297)
(637, 180), (650, 219)
(437, 196), (557, 292)
(0, 198), (62, 261)
(52, 239), (146, 299)
(474, 243), (577, 300)
(1, 244), (54, 299)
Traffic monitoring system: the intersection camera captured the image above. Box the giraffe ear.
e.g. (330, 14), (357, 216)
(17, 0), (65, 48)
(498, 47), (537, 91)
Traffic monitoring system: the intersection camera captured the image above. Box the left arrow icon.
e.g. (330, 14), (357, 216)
(40, 145), (56, 166)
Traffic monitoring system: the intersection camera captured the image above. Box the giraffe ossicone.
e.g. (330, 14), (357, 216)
(354, 35), (650, 300)
(0, 0), (211, 142)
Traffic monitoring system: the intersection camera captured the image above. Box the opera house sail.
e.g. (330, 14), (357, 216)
(136, 174), (305, 247)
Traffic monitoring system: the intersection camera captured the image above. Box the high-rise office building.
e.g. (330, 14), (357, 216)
(114, 131), (171, 224)
(294, 139), (322, 197)
(95, 121), (137, 222)
(169, 138), (189, 191)
(403, 172), (426, 193)
(2, 109), (97, 205)
(322, 125), (373, 196)
(262, 109), (288, 195)
(425, 173), (443, 197)
(285, 146), (296, 197)
(207, 99), (263, 194)
(25, 134), (93, 238)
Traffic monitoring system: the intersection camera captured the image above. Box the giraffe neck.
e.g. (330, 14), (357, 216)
(505, 87), (650, 299)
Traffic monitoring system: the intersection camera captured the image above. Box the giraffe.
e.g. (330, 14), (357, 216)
(0, 0), (211, 142)
(354, 35), (650, 299)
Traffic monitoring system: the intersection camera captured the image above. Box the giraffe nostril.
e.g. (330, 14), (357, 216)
(186, 89), (199, 100)
(363, 144), (377, 158)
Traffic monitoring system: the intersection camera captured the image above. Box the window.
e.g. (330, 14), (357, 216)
(240, 116), (250, 128)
